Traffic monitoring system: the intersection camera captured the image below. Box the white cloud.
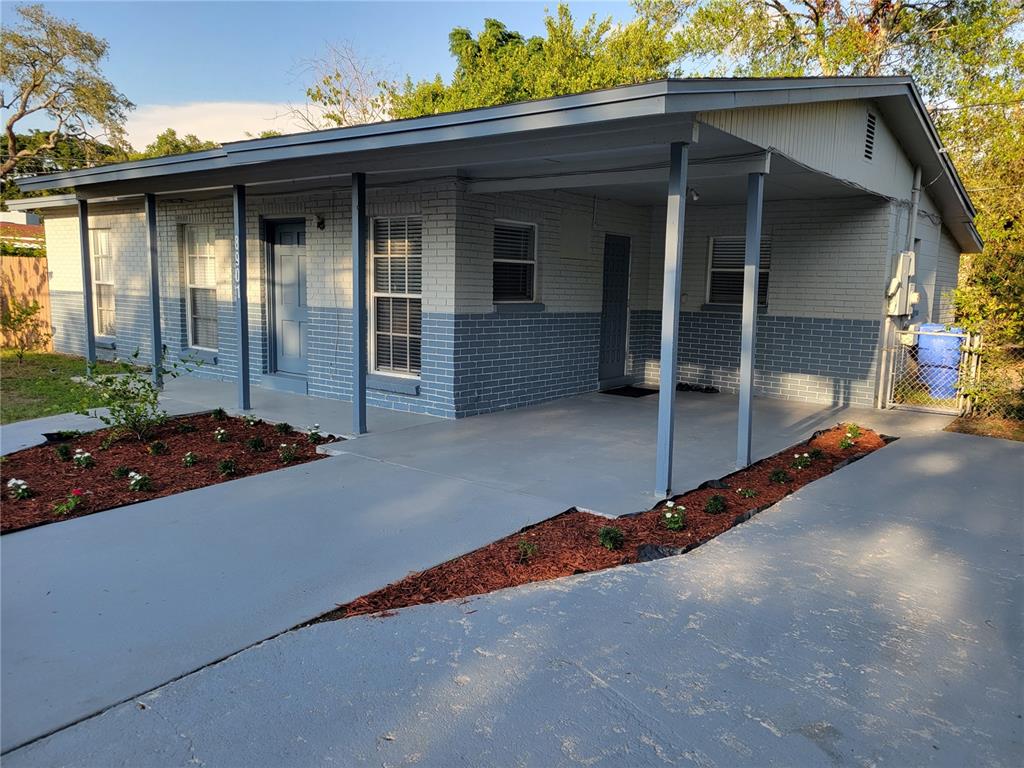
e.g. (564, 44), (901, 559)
(125, 102), (308, 149)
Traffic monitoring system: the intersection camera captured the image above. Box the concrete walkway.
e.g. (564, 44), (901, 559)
(7, 430), (1020, 767)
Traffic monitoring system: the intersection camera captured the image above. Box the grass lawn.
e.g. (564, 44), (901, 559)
(0, 351), (122, 424)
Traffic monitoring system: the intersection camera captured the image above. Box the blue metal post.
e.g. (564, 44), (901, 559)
(736, 172), (765, 469)
(76, 198), (97, 368)
(232, 185), (251, 410)
(351, 173), (368, 435)
(655, 142), (689, 497)
(144, 193), (163, 387)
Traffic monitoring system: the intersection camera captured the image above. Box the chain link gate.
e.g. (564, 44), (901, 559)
(886, 327), (981, 414)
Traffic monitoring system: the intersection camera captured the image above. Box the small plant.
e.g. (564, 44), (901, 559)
(54, 443), (72, 462)
(55, 430), (83, 440)
(516, 538), (539, 563)
(662, 500), (687, 531)
(53, 488), (84, 516)
(598, 526), (625, 551)
(147, 440), (169, 456)
(0, 294), (52, 364)
(111, 465), (132, 479)
(278, 442), (299, 463)
(243, 414), (262, 428)
(176, 422), (198, 434)
(217, 459), (237, 476)
(7, 478), (32, 500)
(770, 469), (792, 484)
(306, 423), (322, 443)
(737, 487), (758, 499)
(791, 452), (812, 470)
(78, 350), (182, 442)
(127, 471), (153, 492)
(213, 427), (229, 443)
(704, 494), (727, 515)
(182, 451), (199, 467)
(809, 448), (825, 460)
(839, 435), (856, 450)
(845, 423), (862, 439)
(99, 434), (116, 450)
(211, 407), (228, 421)
(244, 436), (267, 453)
(72, 448), (95, 468)
(274, 422), (292, 434)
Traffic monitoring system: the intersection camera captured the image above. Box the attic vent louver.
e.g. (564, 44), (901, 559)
(864, 112), (878, 160)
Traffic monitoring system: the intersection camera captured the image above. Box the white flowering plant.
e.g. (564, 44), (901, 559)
(737, 487), (758, 499)
(72, 448), (95, 468)
(662, 500), (687, 531)
(7, 478), (31, 500)
(213, 427), (229, 443)
(182, 451), (199, 467)
(791, 452), (812, 470)
(243, 414), (262, 428)
(306, 424), (322, 443)
(127, 471), (153, 492)
(278, 443), (299, 463)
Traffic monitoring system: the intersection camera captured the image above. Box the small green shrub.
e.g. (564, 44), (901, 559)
(217, 459), (237, 476)
(770, 469), (792, 484)
(809, 448), (825, 460)
(278, 443), (299, 463)
(306, 423), (323, 443)
(243, 414), (262, 428)
(274, 422), (292, 434)
(211, 407), (227, 421)
(845, 423), (862, 439)
(72, 448), (95, 468)
(182, 451), (199, 467)
(175, 421), (198, 434)
(54, 443), (72, 461)
(737, 487), (758, 499)
(53, 489), (84, 516)
(598, 526), (625, 551)
(791, 452), (812, 470)
(7, 478), (32, 499)
(244, 436), (267, 453)
(213, 428), (229, 443)
(662, 501), (687, 531)
(111, 465), (132, 479)
(147, 440), (169, 456)
(704, 494), (727, 514)
(78, 351), (170, 442)
(516, 538), (539, 563)
(127, 472), (153, 491)
(839, 436), (855, 450)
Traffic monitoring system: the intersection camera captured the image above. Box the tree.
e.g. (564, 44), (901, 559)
(286, 41), (391, 129)
(0, 290), (51, 364)
(0, 4), (133, 178)
(130, 129), (219, 160)
(387, 2), (680, 118)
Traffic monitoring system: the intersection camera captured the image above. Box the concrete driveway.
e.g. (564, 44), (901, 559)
(5, 430), (1021, 766)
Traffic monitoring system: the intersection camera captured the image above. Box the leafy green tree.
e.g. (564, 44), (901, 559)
(1, 130), (122, 201)
(0, 4), (133, 178)
(130, 128), (219, 160)
(387, 2), (680, 118)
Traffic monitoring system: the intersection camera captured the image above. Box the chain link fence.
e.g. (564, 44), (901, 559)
(887, 328), (1024, 419)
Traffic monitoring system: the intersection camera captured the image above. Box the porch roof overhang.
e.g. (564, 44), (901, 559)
(11, 77), (981, 252)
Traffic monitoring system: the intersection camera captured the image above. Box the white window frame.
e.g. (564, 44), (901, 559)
(182, 223), (219, 351)
(492, 219), (538, 304)
(704, 236), (771, 307)
(369, 215), (422, 379)
(90, 228), (115, 338)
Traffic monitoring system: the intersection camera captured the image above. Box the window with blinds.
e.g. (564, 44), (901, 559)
(372, 216), (422, 375)
(706, 236), (771, 306)
(493, 221), (536, 302)
(183, 224), (218, 349)
(91, 229), (115, 337)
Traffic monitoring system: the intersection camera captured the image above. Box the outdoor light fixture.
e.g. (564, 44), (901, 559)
(316, 215), (326, 230)
(687, 187), (700, 202)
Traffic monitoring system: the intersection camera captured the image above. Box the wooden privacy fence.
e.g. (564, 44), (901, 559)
(1, 254), (53, 350)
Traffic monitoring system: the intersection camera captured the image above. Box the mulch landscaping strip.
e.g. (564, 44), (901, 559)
(317, 423), (887, 622)
(1, 413), (335, 534)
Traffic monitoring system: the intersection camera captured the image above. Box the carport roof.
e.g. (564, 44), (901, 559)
(10, 77), (980, 252)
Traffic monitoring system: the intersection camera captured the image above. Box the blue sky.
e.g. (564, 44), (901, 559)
(5, 1), (636, 146)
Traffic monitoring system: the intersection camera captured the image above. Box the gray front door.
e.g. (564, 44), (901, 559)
(599, 234), (630, 382)
(270, 222), (308, 375)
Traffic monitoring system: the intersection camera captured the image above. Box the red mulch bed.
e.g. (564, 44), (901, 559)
(321, 423), (887, 621)
(1, 413), (334, 534)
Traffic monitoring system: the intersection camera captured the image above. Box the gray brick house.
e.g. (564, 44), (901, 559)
(11, 78), (979, 489)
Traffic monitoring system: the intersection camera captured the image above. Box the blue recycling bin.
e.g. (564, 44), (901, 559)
(917, 323), (963, 399)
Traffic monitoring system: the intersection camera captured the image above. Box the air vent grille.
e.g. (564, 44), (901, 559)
(864, 112), (878, 160)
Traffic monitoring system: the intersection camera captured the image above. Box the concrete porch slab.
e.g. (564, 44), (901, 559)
(332, 390), (954, 515)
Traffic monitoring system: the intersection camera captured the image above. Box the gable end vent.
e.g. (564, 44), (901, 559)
(864, 112), (878, 161)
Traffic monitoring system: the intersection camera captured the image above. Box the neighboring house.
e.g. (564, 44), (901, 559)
(10, 78), (978, 426)
(0, 221), (46, 251)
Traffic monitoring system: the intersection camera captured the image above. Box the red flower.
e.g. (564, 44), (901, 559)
(71, 489), (83, 496)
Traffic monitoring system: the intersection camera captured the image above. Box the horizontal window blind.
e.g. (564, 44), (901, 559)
(493, 222), (536, 302)
(707, 236), (771, 306)
(372, 216), (422, 375)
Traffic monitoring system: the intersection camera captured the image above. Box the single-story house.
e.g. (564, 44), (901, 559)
(10, 77), (979, 494)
